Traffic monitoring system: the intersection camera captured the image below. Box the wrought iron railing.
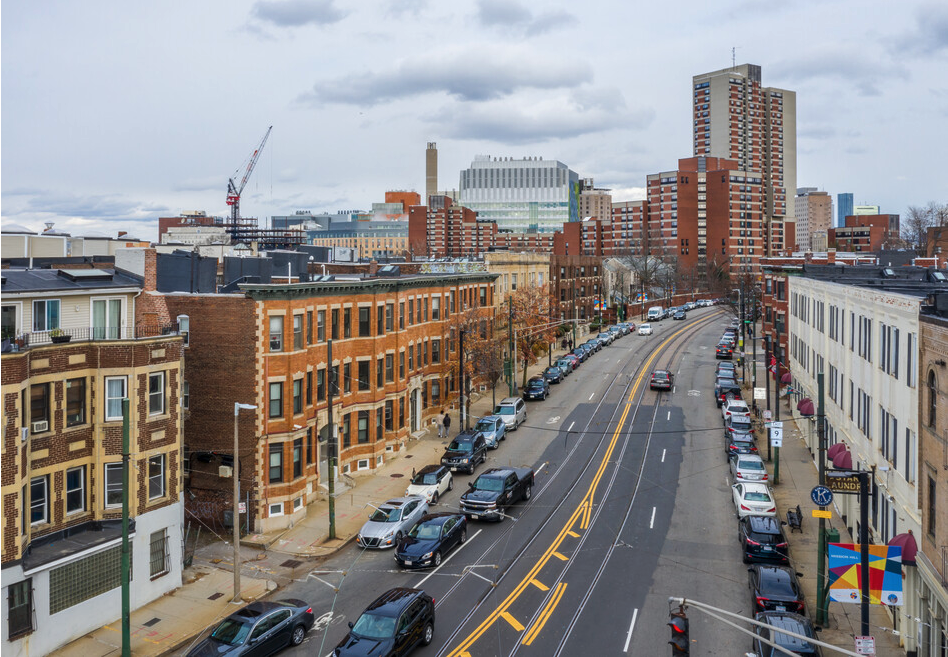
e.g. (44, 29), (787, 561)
(4, 323), (180, 351)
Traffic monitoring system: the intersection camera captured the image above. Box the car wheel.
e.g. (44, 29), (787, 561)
(291, 624), (307, 646)
(433, 551), (442, 567)
(422, 622), (434, 646)
(468, 463), (475, 475)
(523, 484), (532, 501)
(396, 531), (404, 543)
(460, 527), (468, 543)
(448, 477), (454, 491)
(431, 492), (439, 505)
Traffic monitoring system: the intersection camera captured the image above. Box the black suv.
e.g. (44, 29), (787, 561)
(749, 565), (805, 614)
(440, 430), (487, 474)
(751, 611), (822, 656)
(714, 377), (742, 406)
(738, 515), (789, 563)
(335, 588), (435, 657)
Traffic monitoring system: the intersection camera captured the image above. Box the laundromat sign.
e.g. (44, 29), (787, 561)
(826, 470), (861, 494)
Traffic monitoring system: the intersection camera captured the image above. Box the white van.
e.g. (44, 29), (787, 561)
(647, 306), (664, 321)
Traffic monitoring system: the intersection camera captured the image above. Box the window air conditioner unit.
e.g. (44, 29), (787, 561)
(219, 465), (233, 478)
(31, 421), (48, 434)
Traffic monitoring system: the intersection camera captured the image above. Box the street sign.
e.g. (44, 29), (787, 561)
(754, 387), (766, 400)
(855, 635), (875, 655)
(770, 421), (783, 430)
(812, 509), (832, 519)
(826, 470), (862, 495)
(811, 485), (834, 507)
(770, 427), (783, 447)
(238, 502), (247, 513)
(763, 409), (772, 421)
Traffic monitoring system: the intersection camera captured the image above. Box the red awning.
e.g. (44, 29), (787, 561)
(798, 398), (815, 416)
(781, 372), (793, 384)
(832, 450), (853, 469)
(827, 443), (847, 459)
(888, 531), (918, 566)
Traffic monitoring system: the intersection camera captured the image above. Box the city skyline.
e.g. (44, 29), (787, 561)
(2, 0), (945, 238)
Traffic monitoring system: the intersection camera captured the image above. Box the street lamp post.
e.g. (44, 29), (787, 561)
(233, 402), (257, 602)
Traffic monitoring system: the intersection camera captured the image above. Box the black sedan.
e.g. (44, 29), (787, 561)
(523, 376), (550, 401)
(749, 565), (805, 613)
(572, 346), (590, 362)
(673, 310), (686, 320)
(739, 516), (790, 564)
(395, 513), (468, 568)
(543, 366), (564, 384)
(187, 599), (314, 656)
(716, 343), (734, 359)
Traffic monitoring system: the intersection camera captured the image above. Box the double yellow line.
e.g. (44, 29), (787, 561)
(446, 318), (710, 656)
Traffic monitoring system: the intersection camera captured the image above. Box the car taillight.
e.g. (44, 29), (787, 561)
(745, 538), (760, 546)
(756, 596), (768, 607)
(766, 507), (776, 513)
(750, 446), (759, 452)
(761, 474), (769, 480)
(776, 542), (788, 548)
(740, 504), (751, 511)
(306, 607), (313, 614)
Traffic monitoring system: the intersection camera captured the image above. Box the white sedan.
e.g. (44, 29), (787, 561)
(722, 398), (751, 422)
(731, 482), (776, 518)
(638, 323), (653, 336)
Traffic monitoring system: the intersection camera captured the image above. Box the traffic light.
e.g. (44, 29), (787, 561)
(668, 609), (690, 655)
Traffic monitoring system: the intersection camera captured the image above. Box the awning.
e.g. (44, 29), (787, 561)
(827, 443), (847, 459)
(832, 450), (853, 469)
(781, 372), (793, 384)
(797, 398), (815, 416)
(888, 531), (918, 566)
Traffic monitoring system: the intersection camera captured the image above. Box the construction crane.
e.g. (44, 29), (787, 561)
(226, 125), (272, 222)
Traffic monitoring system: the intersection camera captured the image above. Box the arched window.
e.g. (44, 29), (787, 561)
(928, 370), (937, 429)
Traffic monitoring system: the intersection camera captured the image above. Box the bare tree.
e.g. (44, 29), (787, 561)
(510, 284), (557, 388)
(903, 205), (932, 249)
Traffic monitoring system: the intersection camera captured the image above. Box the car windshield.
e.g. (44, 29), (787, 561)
(744, 491), (771, 502)
(527, 380), (544, 388)
(475, 420), (495, 432)
(409, 522), (442, 540)
(369, 507), (401, 522)
(351, 612), (397, 640)
(495, 406), (514, 416)
(474, 477), (504, 492)
(412, 472), (438, 486)
(448, 440), (473, 452)
(739, 460), (766, 471)
(730, 419), (752, 431)
(210, 618), (252, 645)
(761, 573), (796, 596)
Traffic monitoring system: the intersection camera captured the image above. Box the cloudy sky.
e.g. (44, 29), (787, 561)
(2, 0), (946, 239)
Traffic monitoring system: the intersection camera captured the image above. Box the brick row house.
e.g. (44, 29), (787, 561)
(1, 267), (185, 656)
(150, 267), (497, 534)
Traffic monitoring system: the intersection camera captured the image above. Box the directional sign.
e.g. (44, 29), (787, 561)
(770, 421), (783, 430)
(811, 485), (834, 507)
(770, 427), (783, 447)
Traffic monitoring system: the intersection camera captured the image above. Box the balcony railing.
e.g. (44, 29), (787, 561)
(3, 323), (181, 351)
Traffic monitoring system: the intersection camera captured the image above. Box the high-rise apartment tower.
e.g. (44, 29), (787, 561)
(426, 142), (438, 202)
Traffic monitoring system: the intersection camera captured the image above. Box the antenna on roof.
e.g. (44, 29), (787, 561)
(731, 46), (740, 68)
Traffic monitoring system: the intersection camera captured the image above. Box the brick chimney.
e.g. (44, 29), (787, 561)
(369, 260), (379, 276)
(827, 249), (836, 264)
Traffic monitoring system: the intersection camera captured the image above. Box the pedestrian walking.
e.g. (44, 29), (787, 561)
(442, 411), (452, 437)
(436, 409), (445, 438)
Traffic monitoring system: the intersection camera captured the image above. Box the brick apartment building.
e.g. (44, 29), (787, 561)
(550, 255), (603, 322)
(553, 219), (604, 256)
(140, 255), (497, 533)
(408, 196), (497, 259)
(1, 267), (185, 656)
(493, 232), (554, 252)
(829, 213), (901, 252)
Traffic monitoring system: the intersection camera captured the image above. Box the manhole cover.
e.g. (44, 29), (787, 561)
(280, 559), (302, 568)
(390, 473), (405, 478)
(207, 592), (224, 601)
(142, 617), (161, 627)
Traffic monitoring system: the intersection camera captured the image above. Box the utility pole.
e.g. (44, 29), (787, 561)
(327, 340), (336, 539)
(121, 399), (131, 657)
(816, 371), (827, 625)
(459, 329), (466, 430)
(508, 297), (514, 397)
(233, 401), (256, 602)
(765, 337), (772, 462)
(740, 274), (747, 382)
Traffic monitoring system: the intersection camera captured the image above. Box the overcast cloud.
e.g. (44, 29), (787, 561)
(2, 0), (945, 238)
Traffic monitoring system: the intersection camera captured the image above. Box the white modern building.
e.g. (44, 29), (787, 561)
(458, 156), (580, 234)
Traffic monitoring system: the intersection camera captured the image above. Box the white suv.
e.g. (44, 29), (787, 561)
(493, 397), (527, 431)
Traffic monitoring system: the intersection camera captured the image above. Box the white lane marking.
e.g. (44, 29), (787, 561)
(666, 411), (670, 421)
(588, 393), (595, 401)
(649, 507), (656, 529)
(672, 385), (676, 393)
(661, 449), (666, 463)
(567, 421), (575, 432)
(623, 608), (639, 652)
(617, 358), (621, 362)
(416, 529), (483, 587)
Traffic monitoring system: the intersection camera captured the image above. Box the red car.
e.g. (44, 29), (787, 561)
(650, 369), (674, 390)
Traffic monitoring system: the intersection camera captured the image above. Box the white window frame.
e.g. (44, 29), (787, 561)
(357, 459), (370, 471)
(65, 466), (85, 515)
(268, 502), (284, 517)
(30, 475), (48, 525)
(269, 315), (283, 352)
(32, 299), (60, 332)
(148, 372), (165, 416)
(148, 454), (166, 500)
(149, 528), (170, 578)
(90, 296), (125, 340)
(293, 496), (304, 512)
(104, 463), (123, 508)
(182, 381), (189, 410)
(105, 376), (127, 421)
(1, 302), (22, 338)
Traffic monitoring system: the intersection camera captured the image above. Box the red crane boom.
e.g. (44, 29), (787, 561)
(226, 125), (272, 221)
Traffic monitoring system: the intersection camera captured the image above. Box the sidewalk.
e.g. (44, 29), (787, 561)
(750, 360), (905, 655)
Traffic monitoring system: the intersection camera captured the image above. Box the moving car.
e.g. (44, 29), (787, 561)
(749, 565), (804, 613)
(716, 343), (734, 359)
(638, 323), (653, 336)
(187, 599), (314, 656)
(358, 497), (429, 549)
(440, 430), (488, 474)
(732, 482), (777, 518)
(474, 415), (506, 449)
(460, 467), (535, 521)
(543, 366), (564, 384)
(493, 397), (527, 430)
(523, 376), (550, 401)
(335, 588), (435, 657)
(729, 453), (769, 483)
(405, 465), (453, 504)
(751, 611), (822, 656)
(650, 369), (674, 390)
(394, 513), (468, 568)
(739, 516), (789, 564)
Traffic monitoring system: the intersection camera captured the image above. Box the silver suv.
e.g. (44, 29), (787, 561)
(493, 397), (526, 431)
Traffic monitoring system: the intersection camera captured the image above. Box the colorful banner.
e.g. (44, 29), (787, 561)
(828, 543), (903, 605)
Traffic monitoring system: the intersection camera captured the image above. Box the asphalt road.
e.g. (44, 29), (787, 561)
(263, 306), (753, 657)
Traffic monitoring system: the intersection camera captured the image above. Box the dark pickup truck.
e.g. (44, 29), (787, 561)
(459, 467), (534, 521)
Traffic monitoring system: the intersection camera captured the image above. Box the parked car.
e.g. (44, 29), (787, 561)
(722, 398), (750, 421)
(474, 415), (506, 449)
(571, 347), (590, 362)
(673, 310), (686, 320)
(685, 302), (697, 311)
(725, 415), (754, 437)
(751, 611), (822, 657)
(715, 361), (737, 378)
(638, 323), (653, 335)
(523, 376), (550, 401)
(739, 516), (789, 564)
(405, 464), (453, 504)
(555, 357), (574, 376)
(358, 497), (429, 549)
(186, 599), (314, 656)
(726, 431), (759, 457)
(335, 588), (435, 657)
(714, 377), (742, 406)
(716, 343), (734, 359)
(583, 339), (601, 353)
(543, 366), (564, 384)
(459, 467), (535, 521)
(394, 513), (468, 569)
(564, 353), (581, 369)
(493, 397), (527, 430)
(650, 369), (674, 390)
(732, 482), (777, 518)
(729, 453), (769, 483)
(749, 565), (804, 613)
(597, 331), (615, 345)
(440, 430), (488, 474)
